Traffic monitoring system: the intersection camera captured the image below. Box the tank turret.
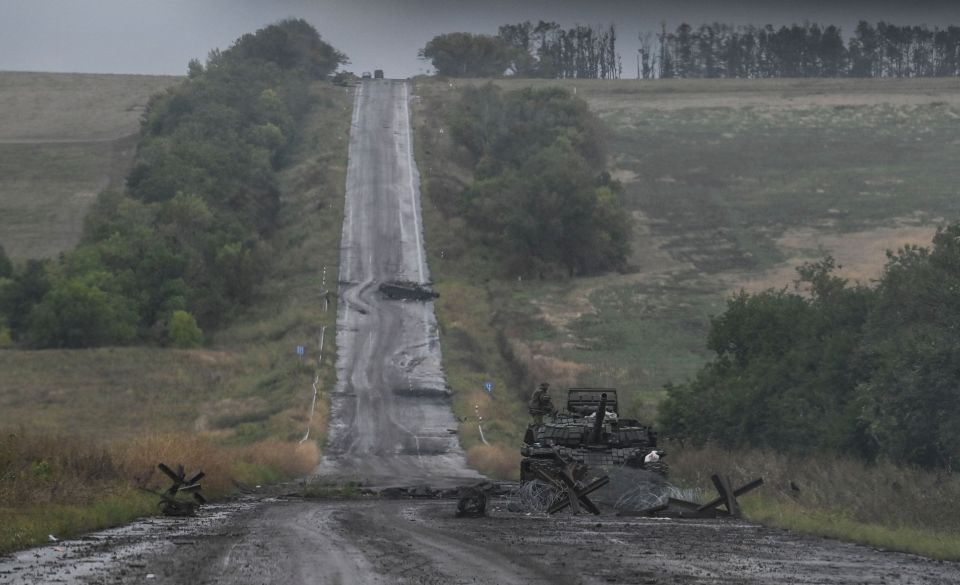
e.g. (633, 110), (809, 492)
(520, 388), (666, 481)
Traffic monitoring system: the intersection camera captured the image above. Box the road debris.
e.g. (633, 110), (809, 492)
(455, 484), (489, 517)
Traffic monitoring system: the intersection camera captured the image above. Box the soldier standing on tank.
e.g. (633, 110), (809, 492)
(528, 382), (555, 425)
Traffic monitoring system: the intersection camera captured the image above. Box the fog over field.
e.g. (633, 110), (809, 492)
(2, 0), (959, 77)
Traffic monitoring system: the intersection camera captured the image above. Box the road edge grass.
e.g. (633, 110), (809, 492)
(747, 499), (960, 561)
(0, 80), (352, 556)
(2, 491), (157, 554)
(669, 444), (960, 561)
(410, 79), (529, 479)
(0, 435), (319, 555)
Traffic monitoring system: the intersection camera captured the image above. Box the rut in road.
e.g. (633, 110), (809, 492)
(319, 80), (483, 487)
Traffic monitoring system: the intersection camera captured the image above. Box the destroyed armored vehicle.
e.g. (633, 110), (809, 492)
(520, 388), (665, 481)
(378, 281), (440, 301)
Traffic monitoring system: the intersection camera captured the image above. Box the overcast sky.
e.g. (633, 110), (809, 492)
(2, 1), (960, 78)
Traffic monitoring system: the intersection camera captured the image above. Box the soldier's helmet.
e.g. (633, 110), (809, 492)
(539, 382), (550, 391)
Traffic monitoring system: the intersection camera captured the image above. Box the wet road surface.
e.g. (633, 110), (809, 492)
(5, 498), (959, 585)
(320, 79), (481, 487)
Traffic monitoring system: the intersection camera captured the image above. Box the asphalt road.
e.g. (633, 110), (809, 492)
(320, 79), (482, 487)
(2, 80), (960, 584)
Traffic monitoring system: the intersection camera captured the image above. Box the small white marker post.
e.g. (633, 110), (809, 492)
(321, 267), (330, 312)
(474, 403), (490, 445)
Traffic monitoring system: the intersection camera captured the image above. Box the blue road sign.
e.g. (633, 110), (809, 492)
(484, 381), (493, 393)
(297, 345), (305, 356)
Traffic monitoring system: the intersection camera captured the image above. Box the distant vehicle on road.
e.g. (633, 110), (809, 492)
(374, 69), (384, 79)
(378, 281), (439, 301)
(361, 71), (372, 79)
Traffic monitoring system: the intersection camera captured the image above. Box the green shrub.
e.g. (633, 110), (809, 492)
(167, 310), (203, 348)
(662, 225), (960, 471)
(445, 84), (629, 277)
(25, 275), (138, 348)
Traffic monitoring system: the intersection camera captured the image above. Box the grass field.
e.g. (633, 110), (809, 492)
(412, 78), (960, 558)
(0, 80), (352, 553)
(0, 80), (350, 446)
(411, 76), (960, 559)
(414, 77), (959, 420)
(0, 72), (181, 259)
(668, 444), (960, 561)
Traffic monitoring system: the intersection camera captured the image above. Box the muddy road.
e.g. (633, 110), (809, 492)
(2, 80), (960, 584)
(5, 497), (959, 584)
(322, 79), (481, 487)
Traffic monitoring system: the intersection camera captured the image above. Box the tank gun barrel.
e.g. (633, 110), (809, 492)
(590, 393), (607, 444)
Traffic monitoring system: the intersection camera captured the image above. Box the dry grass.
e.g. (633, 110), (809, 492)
(732, 223), (937, 293)
(0, 432), (319, 508)
(465, 444), (521, 480)
(0, 432), (318, 554)
(507, 340), (589, 391)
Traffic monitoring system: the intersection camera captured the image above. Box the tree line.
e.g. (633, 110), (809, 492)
(421, 20), (960, 80)
(660, 226), (960, 471)
(0, 19), (346, 349)
(420, 22), (621, 78)
(443, 84), (631, 277)
(651, 21), (960, 79)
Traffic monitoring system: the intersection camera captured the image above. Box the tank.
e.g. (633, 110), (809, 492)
(379, 281), (439, 301)
(520, 388), (665, 481)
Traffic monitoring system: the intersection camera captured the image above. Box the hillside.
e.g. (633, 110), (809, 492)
(407, 76), (960, 558)
(0, 72), (181, 259)
(0, 72), (351, 552)
(0, 74), (349, 442)
(413, 77), (960, 437)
